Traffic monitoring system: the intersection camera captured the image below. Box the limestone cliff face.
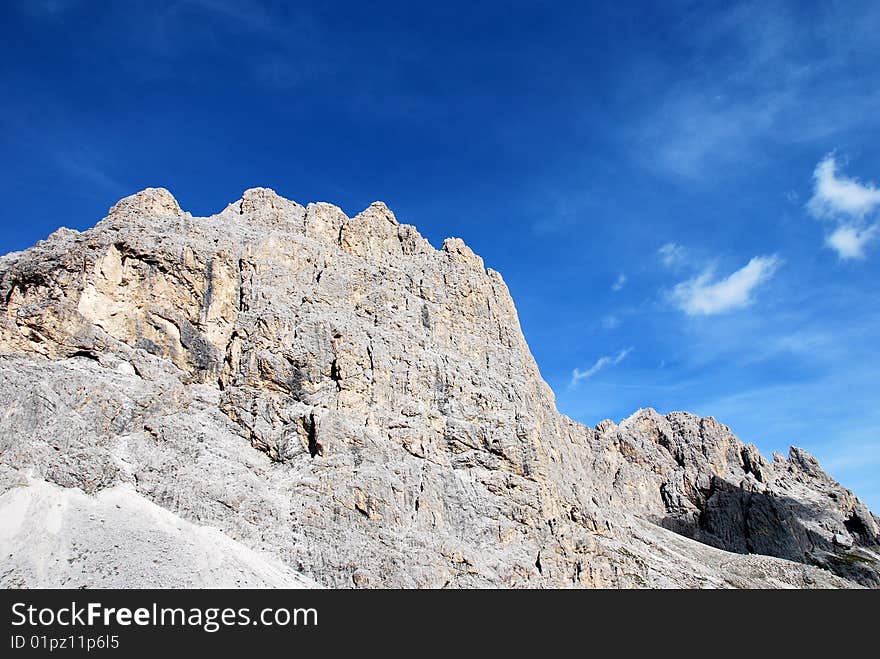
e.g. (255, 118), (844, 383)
(0, 188), (877, 588)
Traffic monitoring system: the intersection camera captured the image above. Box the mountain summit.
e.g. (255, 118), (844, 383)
(1, 188), (877, 588)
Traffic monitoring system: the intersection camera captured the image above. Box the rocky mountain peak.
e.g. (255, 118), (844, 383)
(787, 446), (825, 477)
(0, 188), (877, 588)
(108, 187), (183, 220)
(355, 200), (399, 226)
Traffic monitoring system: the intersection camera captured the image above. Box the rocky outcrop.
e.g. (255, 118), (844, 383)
(0, 187), (877, 588)
(587, 410), (880, 586)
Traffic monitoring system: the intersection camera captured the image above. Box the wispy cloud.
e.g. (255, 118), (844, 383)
(53, 146), (126, 194)
(807, 154), (880, 260)
(642, 92), (786, 179)
(658, 242), (686, 269)
(180, 0), (286, 35)
(601, 314), (619, 330)
(18, 0), (79, 18)
(571, 347), (632, 386)
(825, 224), (878, 260)
(671, 256), (781, 316)
(808, 154), (880, 220)
(629, 3), (880, 180)
(611, 273), (626, 291)
(0, 104), (128, 198)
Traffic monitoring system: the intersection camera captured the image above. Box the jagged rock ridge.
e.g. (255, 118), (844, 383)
(0, 187), (877, 588)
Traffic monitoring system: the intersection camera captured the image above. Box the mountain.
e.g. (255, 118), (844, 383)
(1, 187), (877, 588)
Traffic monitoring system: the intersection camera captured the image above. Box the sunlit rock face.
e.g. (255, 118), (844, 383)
(0, 187), (877, 588)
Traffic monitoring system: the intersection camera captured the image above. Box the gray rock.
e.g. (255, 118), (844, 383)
(0, 476), (319, 588)
(0, 187), (876, 588)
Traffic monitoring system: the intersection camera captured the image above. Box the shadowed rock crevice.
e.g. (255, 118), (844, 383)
(661, 476), (880, 587)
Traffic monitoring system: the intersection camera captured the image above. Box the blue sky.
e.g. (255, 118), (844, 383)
(2, 1), (879, 509)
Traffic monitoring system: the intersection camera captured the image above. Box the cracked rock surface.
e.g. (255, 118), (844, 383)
(1, 187), (877, 588)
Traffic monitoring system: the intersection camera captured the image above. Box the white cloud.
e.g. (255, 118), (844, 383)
(671, 256), (781, 316)
(611, 273), (626, 291)
(658, 242), (686, 269)
(806, 154), (880, 260)
(571, 348), (632, 386)
(826, 224), (878, 260)
(808, 154), (880, 220)
(807, 153), (880, 219)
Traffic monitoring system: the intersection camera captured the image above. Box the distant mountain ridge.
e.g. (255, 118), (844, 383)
(0, 187), (877, 588)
